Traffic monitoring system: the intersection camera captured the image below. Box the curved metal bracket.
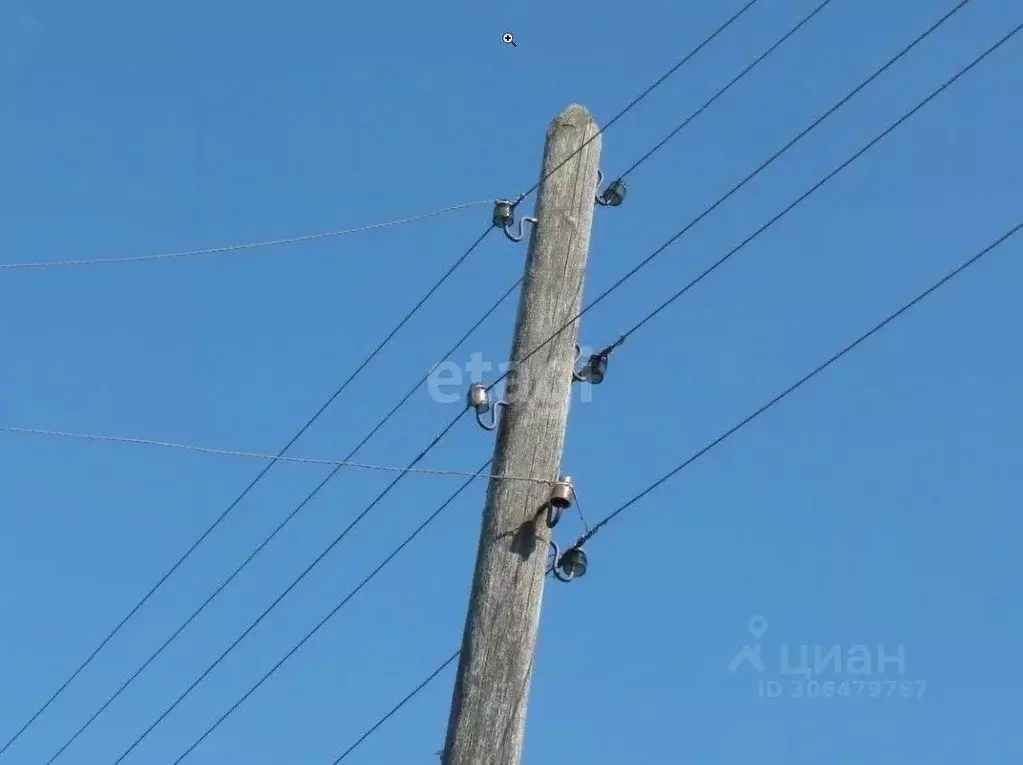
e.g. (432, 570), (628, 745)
(546, 540), (560, 576)
(571, 343), (590, 382)
(474, 398), (508, 431)
(594, 169), (626, 207)
(552, 553), (576, 582)
(503, 216), (537, 242)
(540, 502), (563, 529)
(594, 169), (607, 206)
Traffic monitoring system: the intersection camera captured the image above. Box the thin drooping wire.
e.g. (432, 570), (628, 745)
(0, 200), (490, 269)
(0, 428), (551, 482)
(513, 0), (765, 206)
(333, 651), (461, 764)
(170, 460), (493, 764)
(0, 225), (493, 758)
(42, 281), (521, 764)
(328, 216), (1023, 765)
(3, 282), (524, 480)
(615, 0), (833, 182)
(616, 20), (1022, 346)
(578, 219), (1023, 546)
(484, 0), (976, 397)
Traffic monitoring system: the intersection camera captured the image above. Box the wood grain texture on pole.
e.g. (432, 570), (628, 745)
(442, 104), (602, 765)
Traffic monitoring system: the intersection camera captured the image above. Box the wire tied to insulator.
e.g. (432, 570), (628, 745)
(550, 538), (588, 582)
(573, 333), (626, 384)
(492, 197), (537, 242)
(540, 476), (591, 582)
(594, 170), (627, 207)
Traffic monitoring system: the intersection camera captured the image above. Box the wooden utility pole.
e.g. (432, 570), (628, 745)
(442, 104), (602, 765)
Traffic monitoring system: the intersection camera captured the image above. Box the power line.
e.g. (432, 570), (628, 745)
(334, 651), (461, 764)
(21, 4), (764, 751)
(615, 18), (1022, 344)
(484, 0), (977, 397)
(356, 217), (1023, 762)
(577, 218), (1022, 546)
(257, 12), (1015, 758)
(312, 16), (1019, 754)
(0, 200), (490, 269)
(0, 426), (551, 483)
(513, 0), (765, 206)
(109, 415), (466, 763)
(0, 225), (494, 758)
(615, 0), (834, 182)
(329, 575), (568, 763)
(19, 0), (943, 753)
(169, 461), (493, 764)
(161, 9), (1011, 756)
(38, 277), (520, 764)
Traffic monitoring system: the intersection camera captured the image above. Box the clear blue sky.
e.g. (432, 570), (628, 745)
(1, 0), (1020, 762)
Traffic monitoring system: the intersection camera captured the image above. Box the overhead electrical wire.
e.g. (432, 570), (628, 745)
(111, 108), (603, 762)
(39, 280), (519, 765)
(25, 0), (987, 757)
(18, 3), (763, 755)
(483, 0), (978, 398)
(0, 0), (760, 271)
(613, 0), (835, 183)
(0, 200), (490, 270)
(0, 426), (553, 482)
(107, 2), (1003, 758)
(107, 96), (603, 763)
(610, 21), (1022, 347)
(168, 461), (493, 764)
(513, 0), (765, 205)
(0, 223), (491, 758)
(329, 10), (1019, 756)
(324, 214), (1022, 763)
(107, 414), (468, 764)
(171, 20), (1018, 748)
(85, 5), (1014, 760)
(0, 0), (825, 475)
(333, 651), (461, 764)
(576, 217), (1023, 543)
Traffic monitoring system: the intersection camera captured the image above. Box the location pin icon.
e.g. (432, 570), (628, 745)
(747, 615), (768, 640)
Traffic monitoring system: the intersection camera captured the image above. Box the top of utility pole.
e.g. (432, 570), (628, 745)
(442, 103), (602, 765)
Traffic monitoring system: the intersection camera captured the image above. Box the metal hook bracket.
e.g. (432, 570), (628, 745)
(475, 398), (508, 431)
(552, 542), (577, 582)
(537, 502), (562, 529)
(503, 215), (537, 242)
(546, 539), (561, 577)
